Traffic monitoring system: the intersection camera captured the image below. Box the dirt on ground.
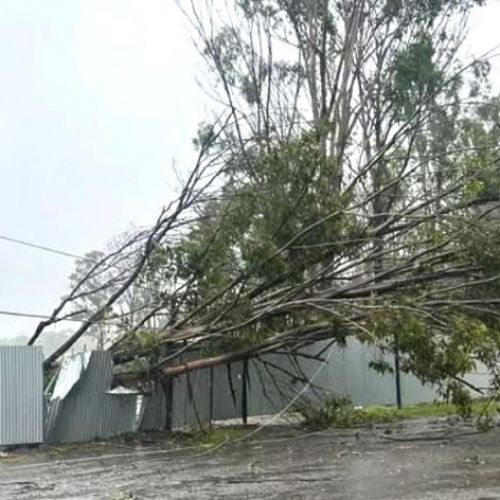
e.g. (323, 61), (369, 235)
(1, 418), (500, 499)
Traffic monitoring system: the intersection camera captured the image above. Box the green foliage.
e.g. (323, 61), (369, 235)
(458, 219), (500, 275)
(366, 303), (500, 396)
(292, 394), (356, 429)
(459, 97), (500, 201)
(383, 0), (485, 24)
(192, 123), (216, 150)
(368, 360), (394, 375)
(447, 383), (474, 418)
(116, 330), (165, 364)
(152, 131), (359, 352)
(390, 33), (443, 118)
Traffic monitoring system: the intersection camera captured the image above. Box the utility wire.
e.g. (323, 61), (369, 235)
(0, 234), (88, 261)
(0, 308), (119, 326)
(0, 309), (56, 320)
(0, 231), (163, 296)
(0, 232), (175, 340)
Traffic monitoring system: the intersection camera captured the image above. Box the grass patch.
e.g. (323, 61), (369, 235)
(293, 396), (500, 429)
(0, 454), (22, 463)
(368, 400), (500, 420)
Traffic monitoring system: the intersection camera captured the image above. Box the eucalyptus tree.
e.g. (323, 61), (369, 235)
(125, 0), (500, 395)
(34, 1), (500, 403)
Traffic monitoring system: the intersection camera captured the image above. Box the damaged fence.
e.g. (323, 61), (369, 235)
(45, 351), (142, 443)
(43, 339), (445, 443)
(45, 351), (171, 443)
(0, 340), (490, 445)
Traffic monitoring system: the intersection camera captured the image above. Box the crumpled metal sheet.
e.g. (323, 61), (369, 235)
(51, 351), (91, 401)
(45, 351), (142, 443)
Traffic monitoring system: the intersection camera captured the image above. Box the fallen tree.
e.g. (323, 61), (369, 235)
(32, 0), (500, 402)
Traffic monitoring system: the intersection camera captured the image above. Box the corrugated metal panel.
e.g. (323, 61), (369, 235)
(0, 346), (43, 446)
(303, 339), (439, 406)
(172, 360), (212, 429)
(44, 396), (61, 440)
(211, 362), (242, 421)
(250, 352), (320, 416)
(46, 351), (141, 443)
(51, 351), (90, 400)
(245, 340), (437, 411)
(139, 383), (168, 431)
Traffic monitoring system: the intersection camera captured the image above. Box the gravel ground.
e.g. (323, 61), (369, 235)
(1, 418), (500, 499)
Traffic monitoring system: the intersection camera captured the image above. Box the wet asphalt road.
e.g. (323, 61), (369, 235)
(1, 419), (500, 499)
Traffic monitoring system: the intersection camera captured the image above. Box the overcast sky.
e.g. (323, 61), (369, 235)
(0, 0), (500, 341)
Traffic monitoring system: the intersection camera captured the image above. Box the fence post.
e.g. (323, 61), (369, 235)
(394, 343), (402, 409)
(162, 376), (174, 430)
(209, 365), (214, 427)
(241, 358), (248, 424)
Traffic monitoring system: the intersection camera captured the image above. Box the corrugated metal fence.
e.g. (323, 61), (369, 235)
(169, 338), (490, 428)
(0, 340), (488, 446)
(0, 346), (43, 446)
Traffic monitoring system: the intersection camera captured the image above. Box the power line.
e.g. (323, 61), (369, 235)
(0, 309), (53, 320)
(0, 308), (118, 326)
(0, 232), (168, 300)
(0, 234), (87, 261)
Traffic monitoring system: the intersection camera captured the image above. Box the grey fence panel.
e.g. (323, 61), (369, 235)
(462, 361), (490, 394)
(315, 339), (397, 406)
(44, 397), (61, 441)
(172, 366), (212, 429)
(247, 354), (307, 416)
(301, 339), (435, 407)
(0, 346), (43, 446)
(399, 374), (439, 405)
(139, 384), (168, 431)
(211, 362), (243, 421)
